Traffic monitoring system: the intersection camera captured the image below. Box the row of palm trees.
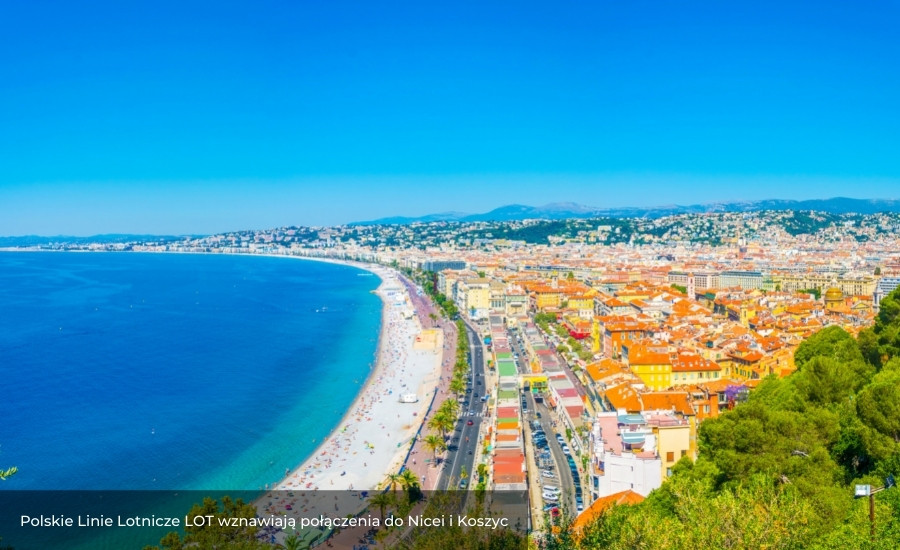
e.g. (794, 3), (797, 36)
(367, 468), (423, 524)
(360, 308), (471, 539)
(426, 321), (473, 461)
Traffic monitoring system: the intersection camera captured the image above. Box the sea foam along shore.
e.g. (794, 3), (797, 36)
(254, 255), (443, 519)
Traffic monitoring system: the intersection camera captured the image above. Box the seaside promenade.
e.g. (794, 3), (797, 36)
(395, 274), (458, 491)
(255, 263), (445, 531)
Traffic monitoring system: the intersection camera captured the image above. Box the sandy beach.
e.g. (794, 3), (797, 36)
(254, 258), (443, 522)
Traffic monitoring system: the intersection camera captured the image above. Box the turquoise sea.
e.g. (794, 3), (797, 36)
(0, 252), (382, 491)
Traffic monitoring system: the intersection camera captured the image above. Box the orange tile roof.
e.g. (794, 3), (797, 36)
(671, 353), (720, 372)
(628, 348), (671, 366)
(572, 490), (645, 532)
(640, 391), (694, 416)
(604, 383), (643, 412)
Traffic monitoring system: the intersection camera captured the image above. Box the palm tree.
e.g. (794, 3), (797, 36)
(423, 434), (447, 463)
(439, 398), (460, 419)
(428, 411), (454, 440)
(399, 468), (420, 491)
(449, 376), (466, 397)
(384, 472), (403, 492)
(368, 491), (394, 523)
(281, 532), (305, 550)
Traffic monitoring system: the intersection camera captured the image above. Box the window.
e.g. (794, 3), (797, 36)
(666, 451), (674, 462)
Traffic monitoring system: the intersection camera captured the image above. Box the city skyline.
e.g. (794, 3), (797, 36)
(2, 1), (899, 235)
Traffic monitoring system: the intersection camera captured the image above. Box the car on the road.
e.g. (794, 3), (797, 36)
(541, 470), (555, 478)
(555, 434), (565, 443)
(459, 479), (468, 489)
(562, 445), (571, 455)
(467, 420), (474, 425)
(542, 493), (559, 502)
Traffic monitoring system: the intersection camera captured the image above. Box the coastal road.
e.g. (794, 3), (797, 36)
(437, 319), (486, 491)
(526, 391), (577, 514)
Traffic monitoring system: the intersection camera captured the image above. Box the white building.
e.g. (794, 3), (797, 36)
(589, 412), (662, 500)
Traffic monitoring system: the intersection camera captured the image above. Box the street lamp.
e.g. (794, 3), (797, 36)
(855, 474), (896, 540)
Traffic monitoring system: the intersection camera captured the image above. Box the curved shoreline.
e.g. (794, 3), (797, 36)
(0, 249), (438, 497)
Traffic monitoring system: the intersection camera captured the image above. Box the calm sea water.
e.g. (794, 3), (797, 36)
(0, 252), (382, 491)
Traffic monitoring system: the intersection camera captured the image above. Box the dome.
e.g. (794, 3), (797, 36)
(824, 287), (843, 301)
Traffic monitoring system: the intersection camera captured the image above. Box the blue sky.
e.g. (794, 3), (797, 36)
(1, 1), (898, 235)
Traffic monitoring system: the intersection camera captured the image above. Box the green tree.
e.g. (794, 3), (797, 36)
(282, 532), (304, 550)
(798, 287), (822, 300)
(858, 327), (882, 368)
(384, 472), (403, 492)
(368, 491), (394, 523)
(423, 434), (447, 463)
(449, 377), (466, 397)
(428, 411), (454, 440)
(476, 462), (488, 482)
(856, 369), (900, 443)
(438, 398), (460, 419)
(793, 326), (863, 370)
(143, 496), (268, 550)
(874, 290), (900, 360)
(792, 356), (868, 405)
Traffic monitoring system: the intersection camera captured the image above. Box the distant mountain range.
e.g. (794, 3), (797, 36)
(0, 234), (189, 248)
(355, 197), (900, 225)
